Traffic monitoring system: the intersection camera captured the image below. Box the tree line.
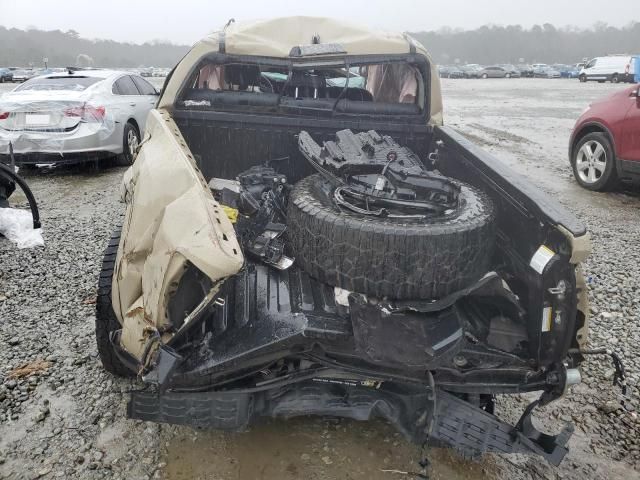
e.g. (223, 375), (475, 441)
(0, 27), (189, 68)
(1, 23), (639, 69)
(411, 22), (640, 65)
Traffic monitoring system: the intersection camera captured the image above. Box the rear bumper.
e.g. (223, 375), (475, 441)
(128, 382), (572, 465)
(0, 151), (114, 165)
(0, 122), (122, 161)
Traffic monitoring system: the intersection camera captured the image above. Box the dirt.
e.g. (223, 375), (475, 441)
(1, 77), (639, 480)
(163, 419), (494, 480)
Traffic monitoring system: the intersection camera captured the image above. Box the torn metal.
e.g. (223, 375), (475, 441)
(112, 109), (243, 363)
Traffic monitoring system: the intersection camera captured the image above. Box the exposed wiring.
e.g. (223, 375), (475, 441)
(569, 347), (628, 408)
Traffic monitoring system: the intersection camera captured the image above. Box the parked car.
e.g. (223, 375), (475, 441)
(517, 64), (535, 77)
(439, 65), (465, 78)
(569, 84), (640, 190)
(437, 65), (462, 78)
(552, 64), (578, 78)
(479, 65), (512, 78)
(534, 66), (561, 78)
(566, 66), (581, 79)
(139, 67), (154, 77)
(499, 64), (522, 78)
(0, 70), (158, 166)
(34, 68), (65, 76)
(579, 55), (635, 83)
(0, 68), (13, 83)
(460, 64), (483, 78)
(11, 69), (35, 83)
(96, 17), (597, 467)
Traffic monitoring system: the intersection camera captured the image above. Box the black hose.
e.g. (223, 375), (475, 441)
(0, 162), (41, 229)
(569, 347), (628, 407)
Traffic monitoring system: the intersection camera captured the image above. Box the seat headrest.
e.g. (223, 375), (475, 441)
(224, 65), (261, 90)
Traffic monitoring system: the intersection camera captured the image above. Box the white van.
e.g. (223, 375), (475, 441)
(579, 55), (635, 83)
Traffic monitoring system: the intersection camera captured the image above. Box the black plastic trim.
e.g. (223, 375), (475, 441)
(618, 158), (640, 176)
(128, 384), (572, 465)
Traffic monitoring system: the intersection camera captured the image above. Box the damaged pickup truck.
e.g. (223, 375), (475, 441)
(96, 17), (603, 465)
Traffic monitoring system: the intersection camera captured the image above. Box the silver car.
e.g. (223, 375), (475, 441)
(0, 69), (158, 166)
(479, 66), (510, 79)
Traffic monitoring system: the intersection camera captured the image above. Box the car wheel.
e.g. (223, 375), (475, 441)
(287, 174), (495, 300)
(505, 73), (511, 79)
(571, 132), (618, 191)
(96, 228), (135, 377)
(579, 75), (587, 83)
(482, 73), (488, 79)
(115, 122), (140, 167)
(611, 74), (620, 84)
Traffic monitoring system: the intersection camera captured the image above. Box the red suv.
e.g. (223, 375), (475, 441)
(570, 84), (640, 190)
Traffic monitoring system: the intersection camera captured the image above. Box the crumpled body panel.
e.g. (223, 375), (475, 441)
(112, 108), (243, 361)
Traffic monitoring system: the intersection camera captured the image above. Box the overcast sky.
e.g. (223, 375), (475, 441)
(0, 0), (635, 44)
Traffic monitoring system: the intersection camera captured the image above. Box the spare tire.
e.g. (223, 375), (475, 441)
(287, 174), (495, 300)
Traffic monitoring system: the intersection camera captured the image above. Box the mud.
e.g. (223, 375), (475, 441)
(1, 78), (639, 480)
(163, 419), (493, 480)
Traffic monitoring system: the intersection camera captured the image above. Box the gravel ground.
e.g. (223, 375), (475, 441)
(0, 78), (639, 480)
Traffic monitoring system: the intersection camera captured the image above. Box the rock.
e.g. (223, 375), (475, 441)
(37, 467), (52, 477)
(34, 407), (49, 422)
(321, 456), (333, 465)
(600, 400), (622, 415)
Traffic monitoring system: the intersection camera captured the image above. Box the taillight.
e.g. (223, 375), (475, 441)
(0, 111), (9, 120)
(64, 104), (105, 122)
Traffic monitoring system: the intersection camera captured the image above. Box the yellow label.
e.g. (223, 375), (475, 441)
(542, 306), (553, 332)
(221, 205), (239, 224)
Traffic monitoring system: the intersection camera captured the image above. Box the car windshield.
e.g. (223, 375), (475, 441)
(15, 76), (103, 92)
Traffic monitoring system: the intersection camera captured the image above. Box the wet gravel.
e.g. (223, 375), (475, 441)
(1, 78), (639, 479)
(444, 78), (640, 479)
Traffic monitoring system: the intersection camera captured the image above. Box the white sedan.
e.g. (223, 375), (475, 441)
(0, 69), (158, 166)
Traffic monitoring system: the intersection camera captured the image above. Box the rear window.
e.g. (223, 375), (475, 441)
(16, 76), (103, 92)
(178, 59), (425, 117)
